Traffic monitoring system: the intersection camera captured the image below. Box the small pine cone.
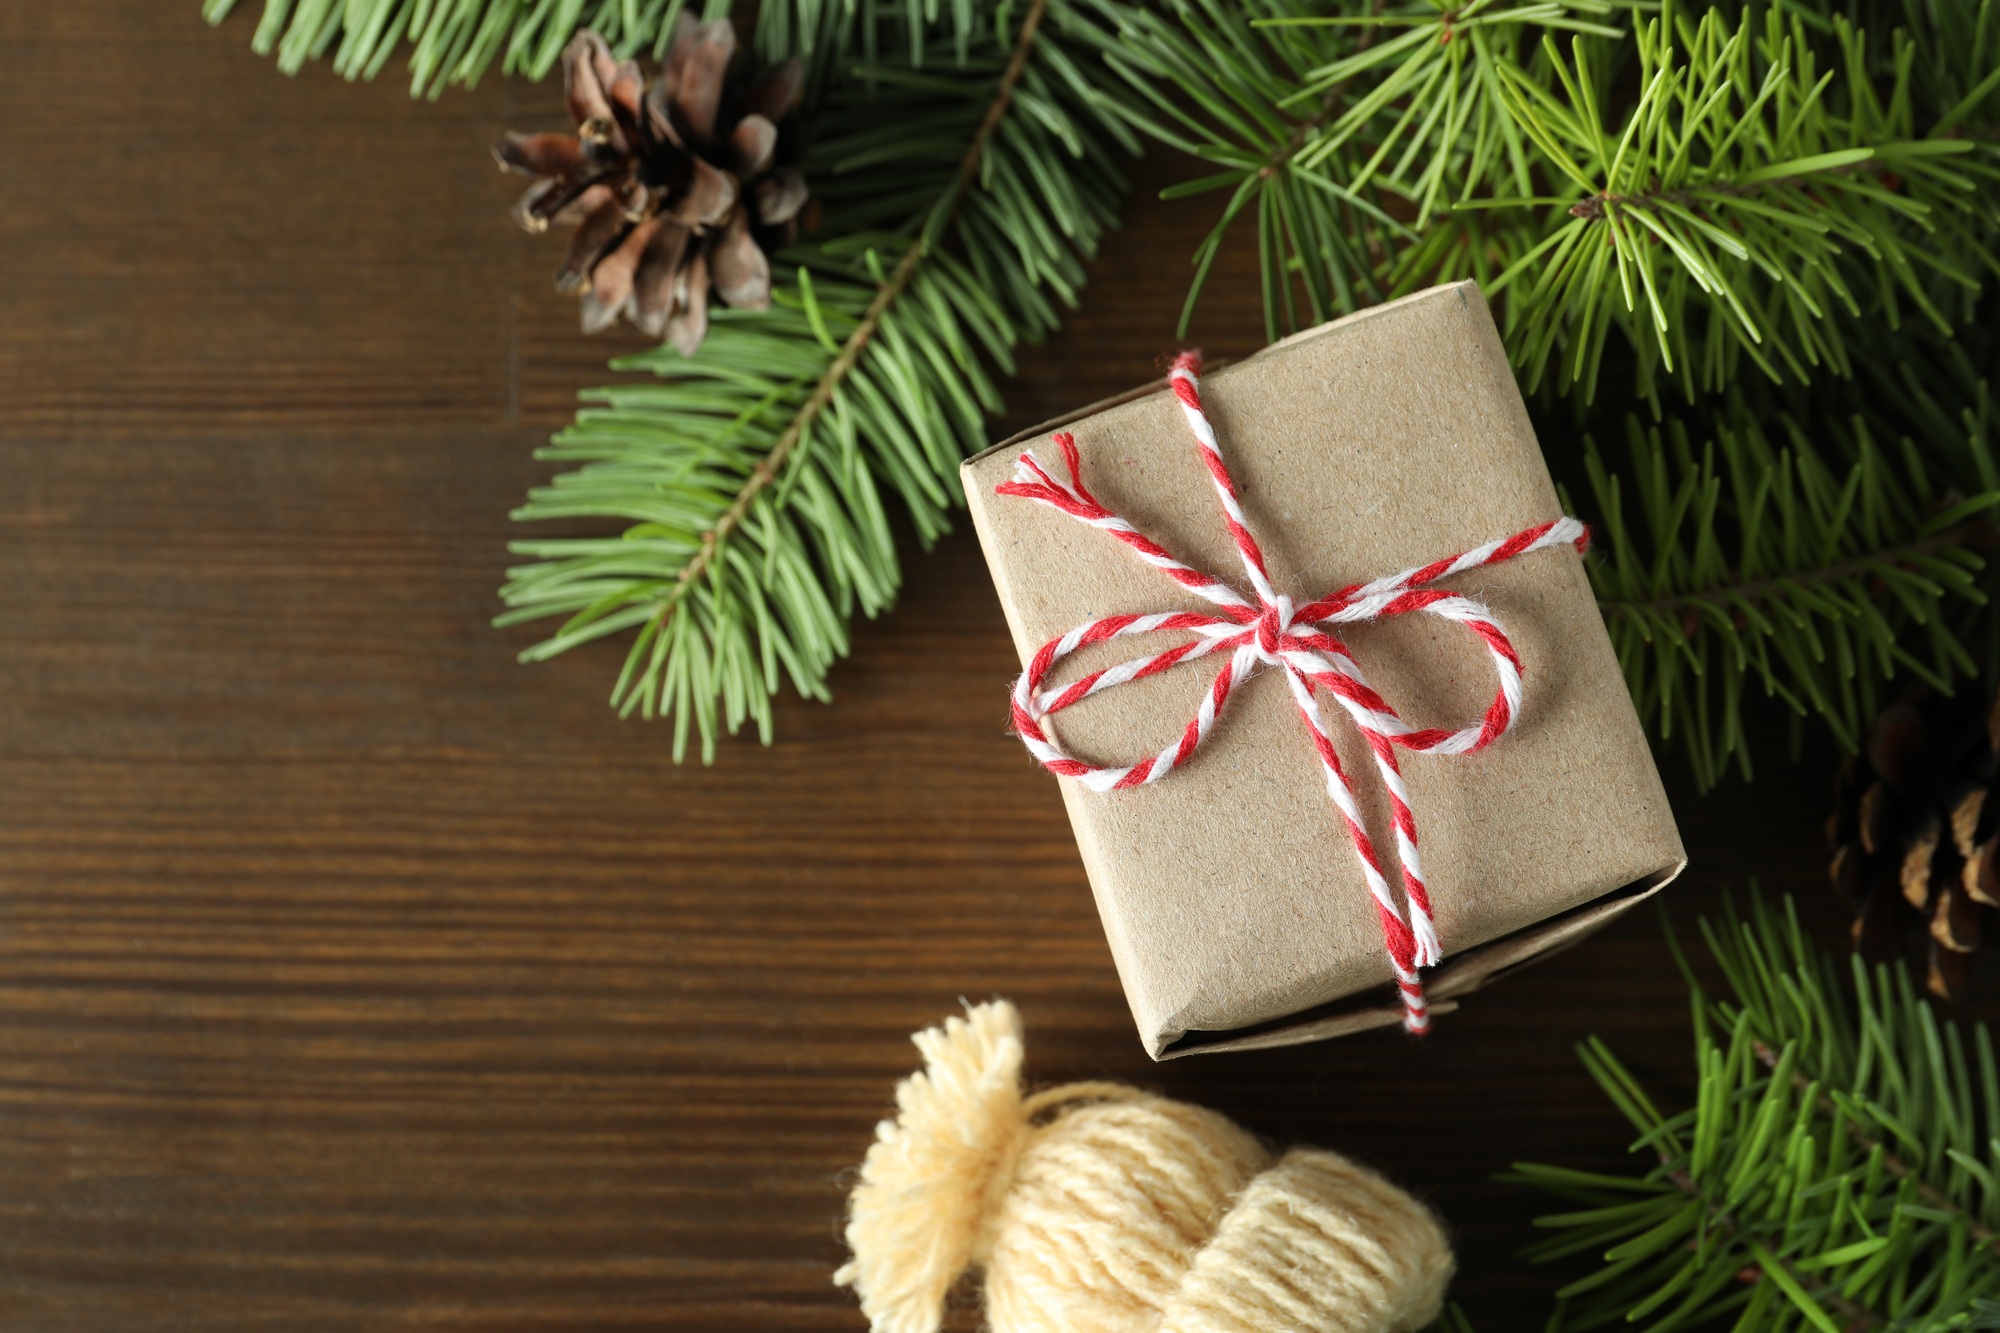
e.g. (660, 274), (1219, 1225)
(492, 21), (810, 353)
(1828, 686), (2000, 1002)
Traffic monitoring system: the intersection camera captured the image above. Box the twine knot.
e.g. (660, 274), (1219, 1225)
(995, 351), (1588, 1034)
(1252, 595), (1294, 662)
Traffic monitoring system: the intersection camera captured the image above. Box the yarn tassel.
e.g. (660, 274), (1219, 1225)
(834, 1002), (1032, 1333)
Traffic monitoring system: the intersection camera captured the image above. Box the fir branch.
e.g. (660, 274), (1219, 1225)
(1462, 7), (1985, 399)
(1573, 401), (2000, 790)
(1273, 1), (1622, 222)
(200, 0), (986, 96)
(636, 253), (916, 642)
(1512, 892), (2000, 1331)
(1102, 1), (2000, 402)
(1562, 157), (1900, 225)
(1577, 310), (2000, 789)
(1604, 518), (1995, 625)
(1069, 0), (1403, 340)
(1745, 1034), (2000, 1260)
(1657, 1157), (1891, 1332)
(497, 0), (1138, 758)
(1081, 0), (1632, 341)
(202, 0), (726, 97)
(644, 0), (1046, 644)
(1074, 0), (1604, 341)
(1765, 0), (2000, 144)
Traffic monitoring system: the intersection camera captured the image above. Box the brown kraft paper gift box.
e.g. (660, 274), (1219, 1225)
(963, 281), (1686, 1059)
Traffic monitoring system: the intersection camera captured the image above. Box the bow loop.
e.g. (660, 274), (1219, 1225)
(999, 351), (1587, 1034)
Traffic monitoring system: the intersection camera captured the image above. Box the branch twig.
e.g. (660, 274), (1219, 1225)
(1569, 161), (1896, 221)
(1749, 1037), (2000, 1256)
(647, 0), (1051, 631)
(1597, 515), (1997, 629)
(1256, 0), (1382, 183)
(1659, 1158), (1884, 1332)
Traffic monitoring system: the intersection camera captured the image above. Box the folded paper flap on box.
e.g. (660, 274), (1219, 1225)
(1158, 862), (1683, 1058)
(964, 283), (1685, 1057)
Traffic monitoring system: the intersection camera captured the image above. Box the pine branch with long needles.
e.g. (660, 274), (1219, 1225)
(1571, 308), (2000, 790)
(494, 0), (1137, 759)
(1573, 398), (2000, 790)
(1512, 891), (2000, 1331)
(1063, 0), (1403, 342)
(1461, 5), (1990, 401)
(1088, 1), (2000, 402)
(1070, 0), (1625, 344)
(198, 0), (988, 96)
(200, 0), (725, 97)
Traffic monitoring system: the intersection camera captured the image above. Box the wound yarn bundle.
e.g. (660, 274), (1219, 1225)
(835, 1000), (1454, 1333)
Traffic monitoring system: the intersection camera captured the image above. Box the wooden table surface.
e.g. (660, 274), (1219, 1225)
(0, 5), (1902, 1329)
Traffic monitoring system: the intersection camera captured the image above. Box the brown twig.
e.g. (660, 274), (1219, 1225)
(1569, 161), (1895, 220)
(1256, 0), (1385, 183)
(1658, 1159), (1883, 1331)
(646, 0), (1051, 632)
(1749, 1037), (2000, 1256)
(1596, 515), (1998, 629)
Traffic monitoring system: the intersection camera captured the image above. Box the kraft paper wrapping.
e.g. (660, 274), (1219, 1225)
(963, 282), (1686, 1059)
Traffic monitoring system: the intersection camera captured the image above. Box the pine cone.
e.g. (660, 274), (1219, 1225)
(492, 21), (809, 353)
(1828, 686), (2000, 1002)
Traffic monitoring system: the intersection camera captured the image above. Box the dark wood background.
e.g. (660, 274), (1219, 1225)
(0, 4), (1917, 1329)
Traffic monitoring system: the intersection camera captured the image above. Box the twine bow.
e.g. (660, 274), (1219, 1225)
(997, 352), (1587, 1033)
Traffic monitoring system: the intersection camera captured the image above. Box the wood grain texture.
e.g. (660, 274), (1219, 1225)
(0, 6), (1946, 1329)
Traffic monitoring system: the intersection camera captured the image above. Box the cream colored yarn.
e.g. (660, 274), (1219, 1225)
(836, 1000), (1454, 1333)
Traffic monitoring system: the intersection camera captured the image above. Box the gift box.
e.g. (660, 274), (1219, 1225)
(963, 282), (1685, 1059)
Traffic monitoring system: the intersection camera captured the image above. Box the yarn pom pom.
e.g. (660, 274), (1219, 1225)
(835, 1000), (1029, 1333)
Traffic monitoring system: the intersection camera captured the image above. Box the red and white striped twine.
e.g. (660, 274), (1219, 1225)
(997, 352), (1587, 1034)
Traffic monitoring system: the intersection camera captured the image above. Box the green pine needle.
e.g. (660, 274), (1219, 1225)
(1095, 0), (2000, 402)
(198, 0), (987, 96)
(495, 0), (1135, 760)
(1070, 0), (1428, 342)
(1513, 890), (2000, 1331)
(203, 0), (720, 97)
(1574, 389), (2000, 791)
(1463, 6), (1990, 402)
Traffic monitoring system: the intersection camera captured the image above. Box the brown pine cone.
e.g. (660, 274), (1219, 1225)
(492, 21), (809, 353)
(1828, 685), (2000, 1002)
